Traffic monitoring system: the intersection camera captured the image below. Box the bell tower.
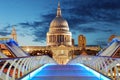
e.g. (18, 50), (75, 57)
(11, 27), (17, 42)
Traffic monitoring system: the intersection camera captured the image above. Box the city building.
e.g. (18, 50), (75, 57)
(46, 2), (73, 64)
(78, 35), (86, 49)
(46, 2), (72, 46)
(108, 35), (116, 42)
(72, 39), (74, 46)
(0, 27), (18, 57)
(21, 3), (100, 64)
(0, 27), (17, 42)
(11, 27), (17, 42)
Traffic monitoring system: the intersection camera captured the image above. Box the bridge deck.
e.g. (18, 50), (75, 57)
(27, 64), (110, 80)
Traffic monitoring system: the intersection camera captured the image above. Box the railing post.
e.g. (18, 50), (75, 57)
(21, 58), (30, 75)
(12, 58), (23, 79)
(6, 59), (17, 80)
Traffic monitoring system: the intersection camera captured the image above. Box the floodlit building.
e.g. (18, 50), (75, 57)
(21, 3), (100, 64)
(78, 35), (86, 49)
(0, 27), (17, 43)
(46, 2), (72, 46)
(11, 27), (17, 42)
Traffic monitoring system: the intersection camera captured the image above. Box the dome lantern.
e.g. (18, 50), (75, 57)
(49, 2), (69, 29)
(57, 2), (62, 17)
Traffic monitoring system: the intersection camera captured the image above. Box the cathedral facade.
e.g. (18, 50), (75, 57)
(21, 2), (100, 64)
(46, 2), (72, 46)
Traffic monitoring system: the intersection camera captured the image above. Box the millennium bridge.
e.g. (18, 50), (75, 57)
(0, 38), (120, 80)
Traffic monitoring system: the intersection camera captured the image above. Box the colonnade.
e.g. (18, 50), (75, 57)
(48, 35), (71, 43)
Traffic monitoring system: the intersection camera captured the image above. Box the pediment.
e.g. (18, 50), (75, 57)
(59, 45), (66, 48)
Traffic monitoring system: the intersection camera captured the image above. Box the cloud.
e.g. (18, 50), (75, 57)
(95, 38), (108, 47)
(79, 27), (98, 33)
(17, 12), (56, 42)
(30, 0), (120, 45)
(42, 13), (55, 22)
(32, 27), (48, 42)
(19, 20), (48, 38)
(62, 0), (120, 9)
(70, 21), (114, 34)
(62, 0), (120, 24)
(0, 25), (15, 36)
(19, 21), (44, 28)
(0, 31), (10, 36)
(19, 22), (31, 26)
(1, 25), (12, 31)
(14, 0), (120, 46)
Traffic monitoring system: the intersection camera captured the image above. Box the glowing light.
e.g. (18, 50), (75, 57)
(21, 63), (110, 80)
(74, 63), (110, 80)
(21, 63), (56, 80)
(26, 48), (30, 52)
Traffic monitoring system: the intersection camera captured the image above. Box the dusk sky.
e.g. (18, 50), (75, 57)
(0, 0), (120, 47)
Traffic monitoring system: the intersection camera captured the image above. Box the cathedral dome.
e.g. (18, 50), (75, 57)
(50, 16), (69, 28)
(49, 2), (69, 32)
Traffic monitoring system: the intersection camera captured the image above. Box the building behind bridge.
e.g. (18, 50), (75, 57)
(0, 2), (101, 64)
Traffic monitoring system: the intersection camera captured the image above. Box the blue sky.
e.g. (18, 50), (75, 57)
(0, 0), (120, 46)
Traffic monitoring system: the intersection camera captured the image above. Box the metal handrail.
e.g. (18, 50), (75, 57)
(0, 55), (56, 80)
(68, 55), (120, 80)
(0, 55), (41, 60)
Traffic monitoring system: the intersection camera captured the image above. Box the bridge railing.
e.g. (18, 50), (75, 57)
(0, 55), (56, 80)
(68, 55), (120, 80)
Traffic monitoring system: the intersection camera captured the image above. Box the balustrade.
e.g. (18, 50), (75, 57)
(0, 56), (56, 80)
(68, 55), (120, 80)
